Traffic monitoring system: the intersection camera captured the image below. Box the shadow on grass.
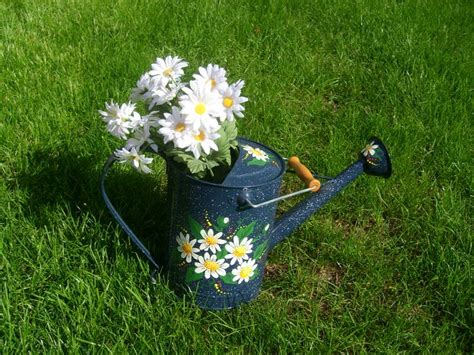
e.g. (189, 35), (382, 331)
(12, 147), (170, 269)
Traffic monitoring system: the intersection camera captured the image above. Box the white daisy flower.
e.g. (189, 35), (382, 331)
(149, 56), (188, 86)
(114, 147), (153, 174)
(361, 142), (379, 157)
(130, 73), (154, 103)
(225, 236), (253, 265)
(194, 252), (229, 279)
(179, 80), (225, 130)
(158, 106), (193, 148)
(186, 127), (220, 159)
(198, 228), (226, 254)
(242, 145), (269, 161)
(125, 128), (154, 152)
(149, 80), (183, 109)
(99, 101), (141, 139)
(232, 258), (258, 284)
(219, 80), (248, 121)
(193, 64), (227, 92)
(176, 232), (199, 263)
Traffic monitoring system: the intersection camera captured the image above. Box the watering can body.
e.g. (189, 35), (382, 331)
(101, 137), (391, 310)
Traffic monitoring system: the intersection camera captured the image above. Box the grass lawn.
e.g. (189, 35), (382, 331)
(1, 0), (472, 352)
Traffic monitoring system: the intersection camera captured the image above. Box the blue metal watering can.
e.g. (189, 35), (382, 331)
(101, 137), (391, 309)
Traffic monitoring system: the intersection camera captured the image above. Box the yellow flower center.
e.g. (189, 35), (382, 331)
(204, 260), (219, 272)
(175, 123), (186, 132)
(209, 79), (217, 89)
(223, 97), (234, 108)
(251, 148), (263, 157)
(239, 266), (253, 279)
(182, 243), (192, 254)
(233, 246), (246, 258)
(205, 235), (218, 245)
(163, 68), (173, 77)
(194, 131), (206, 142)
(195, 103), (206, 115)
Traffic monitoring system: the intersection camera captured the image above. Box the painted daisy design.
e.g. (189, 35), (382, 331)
(195, 252), (229, 279)
(179, 80), (225, 130)
(193, 64), (227, 92)
(149, 56), (188, 86)
(185, 127), (220, 159)
(176, 232), (199, 263)
(242, 145), (269, 161)
(219, 80), (248, 121)
(361, 142), (379, 157)
(114, 147), (153, 174)
(158, 106), (193, 148)
(198, 228), (226, 253)
(232, 258), (258, 284)
(225, 236), (253, 265)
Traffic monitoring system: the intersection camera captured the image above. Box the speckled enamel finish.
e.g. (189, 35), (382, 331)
(164, 138), (285, 309)
(101, 136), (391, 310)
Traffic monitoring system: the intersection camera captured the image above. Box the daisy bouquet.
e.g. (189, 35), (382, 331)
(99, 56), (248, 180)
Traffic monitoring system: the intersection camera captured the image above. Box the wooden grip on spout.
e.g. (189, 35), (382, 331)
(288, 156), (321, 192)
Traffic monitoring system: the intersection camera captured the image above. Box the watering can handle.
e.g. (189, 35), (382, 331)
(100, 154), (161, 272)
(288, 156), (321, 192)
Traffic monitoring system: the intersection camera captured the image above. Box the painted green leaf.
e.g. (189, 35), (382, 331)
(215, 216), (227, 232)
(247, 159), (267, 166)
(216, 247), (228, 260)
(185, 266), (203, 283)
(253, 241), (268, 260)
(188, 216), (203, 239)
(221, 272), (238, 285)
(236, 221), (256, 240)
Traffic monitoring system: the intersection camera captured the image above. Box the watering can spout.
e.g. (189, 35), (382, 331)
(269, 137), (391, 248)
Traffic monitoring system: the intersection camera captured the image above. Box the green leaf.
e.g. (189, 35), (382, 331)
(236, 221), (256, 240)
(187, 158), (207, 175)
(253, 241), (268, 260)
(216, 247), (228, 260)
(185, 266), (203, 283)
(221, 272), (238, 285)
(215, 216), (228, 232)
(222, 120), (238, 142)
(247, 159), (267, 166)
(187, 216), (203, 239)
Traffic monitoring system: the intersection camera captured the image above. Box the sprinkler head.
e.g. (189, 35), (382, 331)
(360, 137), (392, 178)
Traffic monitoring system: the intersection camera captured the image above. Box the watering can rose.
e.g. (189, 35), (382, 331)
(99, 56), (248, 180)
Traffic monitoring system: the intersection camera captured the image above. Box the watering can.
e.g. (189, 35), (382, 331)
(100, 137), (391, 310)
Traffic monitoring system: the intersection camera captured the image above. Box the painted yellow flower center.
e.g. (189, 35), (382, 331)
(233, 246), (246, 258)
(194, 131), (206, 142)
(205, 235), (218, 245)
(251, 148), (263, 157)
(209, 79), (217, 89)
(175, 123), (186, 132)
(365, 144), (372, 152)
(163, 67), (173, 77)
(239, 266), (253, 279)
(223, 97), (234, 108)
(204, 260), (219, 272)
(182, 243), (192, 254)
(195, 103), (206, 115)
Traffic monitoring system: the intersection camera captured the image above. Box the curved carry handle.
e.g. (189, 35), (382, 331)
(100, 154), (161, 271)
(287, 156), (321, 192)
